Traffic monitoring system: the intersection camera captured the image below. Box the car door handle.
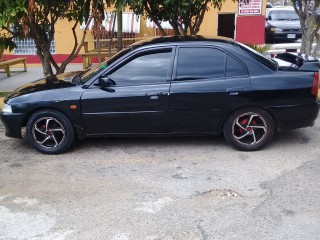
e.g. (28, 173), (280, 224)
(226, 87), (244, 96)
(146, 92), (165, 100)
(146, 91), (166, 96)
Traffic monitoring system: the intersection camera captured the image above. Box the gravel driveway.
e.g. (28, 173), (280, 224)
(0, 118), (320, 240)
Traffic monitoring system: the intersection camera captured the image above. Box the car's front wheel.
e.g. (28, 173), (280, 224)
(223, 108), (275, 151)
(26, 110), (75, 154)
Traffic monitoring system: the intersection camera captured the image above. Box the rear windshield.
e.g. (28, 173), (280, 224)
(269, 10), (299, 21)
(235, 42), (278, 71)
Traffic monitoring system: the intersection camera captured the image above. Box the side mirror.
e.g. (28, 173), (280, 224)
(94, 76), (116, 92)
(99, 76), (111, 88)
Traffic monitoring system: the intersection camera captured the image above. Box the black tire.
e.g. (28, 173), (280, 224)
(265, 32), (269, 44)
(223, 108), (275, 151)
(26, 109), (75, 154)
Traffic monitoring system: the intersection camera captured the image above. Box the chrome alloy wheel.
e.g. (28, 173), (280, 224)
(32, 117), (65, 148)
(232, 112), (267, 146)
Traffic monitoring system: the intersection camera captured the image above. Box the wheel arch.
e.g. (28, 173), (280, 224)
(25, 107), (77, 154)
(218, 105), (278, 134)
(21, 107), (83, 138)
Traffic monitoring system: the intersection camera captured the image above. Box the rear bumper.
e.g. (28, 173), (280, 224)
(0, 112), (25, 138)
(268, 103), (320, 131)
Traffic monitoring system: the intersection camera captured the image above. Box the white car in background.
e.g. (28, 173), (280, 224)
(265, 7), (302, 43)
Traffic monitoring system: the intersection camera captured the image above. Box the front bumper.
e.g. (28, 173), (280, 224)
(0, 112), (25, 138)
(266, 30), (302, 41)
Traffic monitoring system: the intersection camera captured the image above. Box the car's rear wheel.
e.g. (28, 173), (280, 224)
(223, 108), (275, 151)
(26, 110), (75, 154)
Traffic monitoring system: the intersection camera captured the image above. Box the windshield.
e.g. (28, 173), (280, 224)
(80, 48), (131, 84)
(269, 10), (299, 20)
(236, 42), (278, 71)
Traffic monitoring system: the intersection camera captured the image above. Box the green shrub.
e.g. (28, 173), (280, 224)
(0, 92), (11, 97)
(246, 44), (271, 55)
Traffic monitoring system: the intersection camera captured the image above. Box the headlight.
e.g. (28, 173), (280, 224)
(2, 103), (12, 113)
(270, 27), (283, 33)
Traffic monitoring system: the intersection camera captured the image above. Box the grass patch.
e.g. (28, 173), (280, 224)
(0, 92), (11, 97)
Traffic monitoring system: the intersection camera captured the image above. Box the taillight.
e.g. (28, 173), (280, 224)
(311, 71), (320, 100)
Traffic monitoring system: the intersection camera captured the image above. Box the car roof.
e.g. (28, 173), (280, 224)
(129, 35), (235, 50)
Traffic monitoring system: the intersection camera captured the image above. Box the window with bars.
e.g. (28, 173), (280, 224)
(13, 38), (56, 55)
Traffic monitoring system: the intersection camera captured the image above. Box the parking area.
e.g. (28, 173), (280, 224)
(0, 116), (320, 239)
(1, 52), (320, 239)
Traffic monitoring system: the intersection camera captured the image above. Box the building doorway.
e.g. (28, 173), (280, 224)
(218, 13), (235, 39)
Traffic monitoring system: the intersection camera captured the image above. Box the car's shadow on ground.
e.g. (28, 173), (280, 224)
(272, 129), (312, 145)
(70, 129), (310, 153)
(71, 134), (226, 150)
(16, 128), (311, 154)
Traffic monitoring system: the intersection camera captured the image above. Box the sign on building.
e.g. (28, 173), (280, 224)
(238, 0), (262, 15)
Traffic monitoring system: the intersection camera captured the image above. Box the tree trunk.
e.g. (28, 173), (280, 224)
(109, 13), (116, 58)
(191, 2), (209, 35)
(313, 33), (320, 56)
(97, 33), (101, 63)
(301, 36), (306, 54)
(301, 21), (315, 57)
(182, 23), (188, 35)
(294, 0), (319, 57)
(169, 21), (180, 36)
(117, 8), (123, 51)
(55, 16), (93, 75)
(33, 39), (53, 77)
(305, 32), (312, 56)
(143, 3), (167, 36)
(42, 51), (54, 77)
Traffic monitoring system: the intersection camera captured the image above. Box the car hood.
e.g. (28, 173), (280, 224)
(268, 20), (301, 29)
(5, 71), (82, 101)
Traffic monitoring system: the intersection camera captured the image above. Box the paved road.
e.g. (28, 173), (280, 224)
(0, 116), (320, 240)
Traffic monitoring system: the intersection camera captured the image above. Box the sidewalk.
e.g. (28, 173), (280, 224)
(0, 64), (83, 91)
(0, 64), (83, 111)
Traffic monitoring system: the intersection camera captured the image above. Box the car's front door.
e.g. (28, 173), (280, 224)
(170, 46), (251, 133)
(81, 47), (174, 135)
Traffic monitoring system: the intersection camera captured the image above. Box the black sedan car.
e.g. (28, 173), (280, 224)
(1, 36), (319, 154)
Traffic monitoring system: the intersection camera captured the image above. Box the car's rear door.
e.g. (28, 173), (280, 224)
(169, 46), (251, 133)
(81, 47), (174, 135)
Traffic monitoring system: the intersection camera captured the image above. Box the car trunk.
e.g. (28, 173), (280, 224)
(274, 52), (320, 72)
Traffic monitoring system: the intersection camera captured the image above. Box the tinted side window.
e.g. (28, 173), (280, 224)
(109, 50), (172, 86)
(177, 47), (226, 80)
(226, 55), (248, 77)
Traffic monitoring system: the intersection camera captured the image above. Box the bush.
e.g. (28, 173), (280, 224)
(246, 44), (271, 55)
